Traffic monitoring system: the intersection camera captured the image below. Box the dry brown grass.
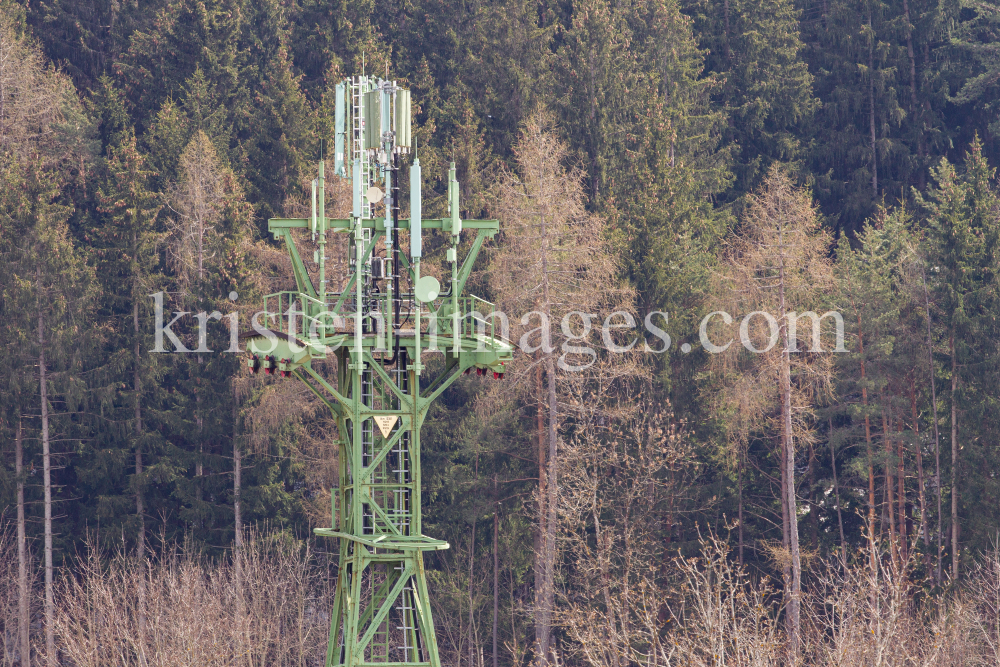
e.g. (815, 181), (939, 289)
(5, 520), (1000, 666)
(47, 531), (331, 667)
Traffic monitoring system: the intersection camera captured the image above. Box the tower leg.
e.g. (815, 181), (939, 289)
(322, 348), (443, 667)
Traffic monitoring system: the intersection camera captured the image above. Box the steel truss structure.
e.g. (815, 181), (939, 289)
(244, 74), (512, 667)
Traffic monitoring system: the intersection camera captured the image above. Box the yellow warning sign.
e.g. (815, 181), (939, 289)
(373, 415), (399, 438)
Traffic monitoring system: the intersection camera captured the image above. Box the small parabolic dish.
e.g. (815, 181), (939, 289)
(415, 276), (440, 303)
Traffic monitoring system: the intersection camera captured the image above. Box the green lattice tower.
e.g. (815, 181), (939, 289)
(243, 76), (512, 667)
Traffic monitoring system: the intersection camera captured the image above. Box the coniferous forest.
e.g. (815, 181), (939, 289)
(2, 0), (1000, 663)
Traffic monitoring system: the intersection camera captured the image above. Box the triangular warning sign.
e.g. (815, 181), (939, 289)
(373, 415), (399, 438)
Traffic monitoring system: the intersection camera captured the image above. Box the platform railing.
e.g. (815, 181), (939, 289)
(262, 291), (339, 343)
(264, 291), (509, 346)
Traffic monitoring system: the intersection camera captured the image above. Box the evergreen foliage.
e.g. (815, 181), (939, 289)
(3, 0), (1000, 663)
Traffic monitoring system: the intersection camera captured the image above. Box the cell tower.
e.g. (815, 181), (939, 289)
(243, 75), (512, 666)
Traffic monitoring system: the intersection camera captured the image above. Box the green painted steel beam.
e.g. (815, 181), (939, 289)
(269, 217), (499, 234)
(252, 78), (512, 667)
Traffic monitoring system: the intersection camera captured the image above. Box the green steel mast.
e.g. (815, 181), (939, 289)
(243, 75), (511, 667)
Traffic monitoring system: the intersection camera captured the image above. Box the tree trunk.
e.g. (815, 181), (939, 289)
(921, 267), (943, 584)
(592, 505), (619, 667)
(829, 418), (846, 568)
(196, 394), (204, 499)
(492, 476), (499, 667)
(780, 429), (791, 633)
(738, 457), (744, 567)
(196, 322), (204, 505)
(38, 289), (55, 667)
(539, 353), (559, 666)
(17, 418), (30, 667)
(233, 382), (243, 589)
(910, 378), (931, 574)
(659, 497), (674, 626)
(868, 10), (878, 197)
(777, 216), (801, 658)
(537, 205), (559, 666)
(902, 0), (924, 183)
(723, 0), (732, 60)
(950, 334), (959, 580)
(533, 357), (546, 659)
(468, 519), (477, 667)
(897, 419), (907, 563)
(588, 56), (599, 204)
(135, 321), (147, 648)
(882, 410), (898, 568)
(197, 210), (205, 283)
(468, 453), (479, 667)
(808, 442), (818, 553)
(854, 305), (878, 571)
(134, 274), (145, 560)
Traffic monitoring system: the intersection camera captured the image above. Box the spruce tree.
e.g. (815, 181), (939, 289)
(685, 0), (816, 201)
(948, 0), (1000, 164)
(804, 0), (924, 233)
(88, 78), (164, 558)
(236, 0), (315, 226)
(287, 0), (376, 100)
(116, 0), (245, 132)
(918, 138), (1000, 578)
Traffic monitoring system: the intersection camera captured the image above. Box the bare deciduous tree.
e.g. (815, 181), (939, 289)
(167, 130), (226, 289)
(710, 166), (836, 659)
(0, 14), (64, 160)
(488, 110), (637, 666)
(558, 398), (698, 667)
(2, 515), (37, 667)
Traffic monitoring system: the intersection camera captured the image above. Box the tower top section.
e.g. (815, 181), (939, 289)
(244, 71), (512, 380)
(334, 77), (412, 185)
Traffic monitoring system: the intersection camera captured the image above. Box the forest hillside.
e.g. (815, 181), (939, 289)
(1, 0), (1000, 664)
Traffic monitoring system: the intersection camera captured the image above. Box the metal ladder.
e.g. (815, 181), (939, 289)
(391, 358), (411, 536)
(351, 76), (372, 221)
(395, 567), (418, 661)
(361, 367), (375, 535)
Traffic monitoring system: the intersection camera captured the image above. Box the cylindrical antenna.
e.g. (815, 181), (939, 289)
(410, 158), (422, 258)
(449, 162), (461, 237)
(311, 179), (317, 241)
(352, 158), (362, 218)
(318, 160), (326, 303)
(334, 82), (346, 177)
